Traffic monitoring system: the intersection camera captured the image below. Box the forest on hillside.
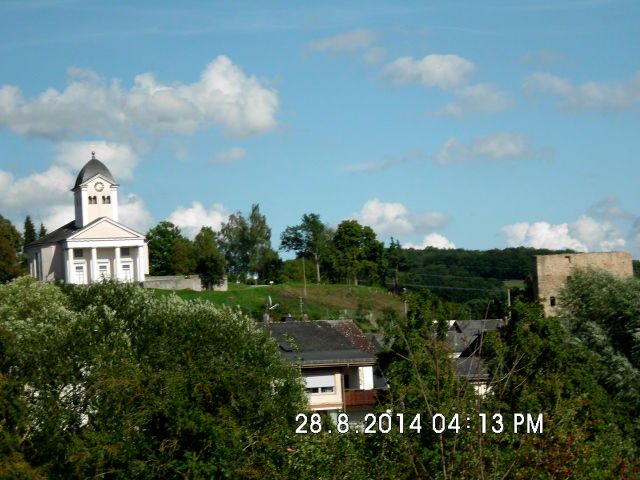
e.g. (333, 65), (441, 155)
(1, 269), (639, 478)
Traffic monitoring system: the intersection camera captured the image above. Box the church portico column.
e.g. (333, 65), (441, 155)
(65, 248), (73, 284)
(136, 246), (144, 282)
(91, 247), (97, 283)
(114, 247), (121, 281)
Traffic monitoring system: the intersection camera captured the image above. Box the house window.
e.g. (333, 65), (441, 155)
(98, 264), (109, 279)
(122, 264), (132, 281)
(550, 296), (556, 307)
(102, 196), (111, 204)
(75, 265), (85, 284)
(88, 196), (98, 205)
(305, 374), (336, 395)
(74, 249), (84, 258)
(121, 247), (130, 257)
(306, 386), (335, 394)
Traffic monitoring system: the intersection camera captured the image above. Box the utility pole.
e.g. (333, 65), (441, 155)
(302, 256), (307, 297)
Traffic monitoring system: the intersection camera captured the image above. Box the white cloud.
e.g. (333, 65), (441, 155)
(168, 201), (229, 238)
(501, 215), (626, 252)
(404, 233), (456, 250)
(54, 141), (139, 181)
(307, 29), (377, 53)
(383, 54), (475, 89)
(436, 133), (541, 165)
(211, 147), (247, 164)
(439, 83), (512, 117)
(0, 56), (278, 139)
(119, 193), (154, 233)
(570, 215), (626, 251)
(41, 204), (74, 233)
(0, 165), (74, 212)
(352, 198), (449, 237)
(524, 71), (640, 111)
(501, 221), (588, 251)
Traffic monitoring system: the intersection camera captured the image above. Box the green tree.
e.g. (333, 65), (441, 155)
(0, 215), (24, 283)
(23, 216), (36, 247)
(560, 268), (640, 420)
(219, 204), (280, 283)
(194, 226), (226, 289)
(37, 223), (47, 239)
(386, 237), (407, 293)
(146, 221), (184, 275)
(171, 236), (197, 275)
(0, 278), (307, 478)
(330, 220), (386, 285)
(481, 299), (638, 477)
(280, 213), (332, 283)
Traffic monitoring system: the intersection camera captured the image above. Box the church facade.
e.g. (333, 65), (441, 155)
(26, 153), (149, 284)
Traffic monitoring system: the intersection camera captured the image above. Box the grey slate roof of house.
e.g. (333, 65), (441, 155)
(450, 319), (504, 335)
(264, 320), (377, 366)
(446, 331), (480, 355)
(454, 356), (490, 381)
(73, 157), (116, 189)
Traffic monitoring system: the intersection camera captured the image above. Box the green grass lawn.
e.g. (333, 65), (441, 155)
(503, 279), (526, 289)
(151, 282), (404, 331)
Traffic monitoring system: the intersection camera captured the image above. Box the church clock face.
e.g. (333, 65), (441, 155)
(95, 182), (104, 192)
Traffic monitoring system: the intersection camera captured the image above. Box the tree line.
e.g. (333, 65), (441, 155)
(145, 205), (387, 289)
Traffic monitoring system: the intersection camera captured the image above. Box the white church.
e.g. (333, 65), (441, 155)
(26, 153), (149, 284)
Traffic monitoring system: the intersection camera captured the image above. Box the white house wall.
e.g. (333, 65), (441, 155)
(304, 370), (343, 410)
(359, 366), (375, 390)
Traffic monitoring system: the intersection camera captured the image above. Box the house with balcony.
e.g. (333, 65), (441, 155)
(264, 319), (386, 421)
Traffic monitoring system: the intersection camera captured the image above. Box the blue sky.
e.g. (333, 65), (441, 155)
(1, 0), (639, 257)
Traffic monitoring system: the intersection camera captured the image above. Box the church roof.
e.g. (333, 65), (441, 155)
(73, 154), (116, 188)
(25, 220), (81, 247)
(24, 216), (145, 248)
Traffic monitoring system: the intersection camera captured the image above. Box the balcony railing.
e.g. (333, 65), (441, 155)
(344, 389), (378, 407)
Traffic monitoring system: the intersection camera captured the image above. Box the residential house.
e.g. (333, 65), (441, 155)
(446, 319), (505, 395)
(264, 319), (386, 421)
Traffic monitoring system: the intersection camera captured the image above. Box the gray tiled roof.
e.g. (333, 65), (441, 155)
(264, 320), (377, 366)
(25, 220), (78, 247)
(451, 319), (504, 335)
(24, 217), (106, 248)
(454, 356), (490, 380)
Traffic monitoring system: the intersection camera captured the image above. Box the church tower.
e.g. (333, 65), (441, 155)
(72, 152), (119, 228)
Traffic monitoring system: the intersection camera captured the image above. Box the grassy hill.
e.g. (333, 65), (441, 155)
(151, 282), (404, 331)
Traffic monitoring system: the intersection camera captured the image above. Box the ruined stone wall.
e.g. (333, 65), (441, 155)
(533, 252), (633, 316)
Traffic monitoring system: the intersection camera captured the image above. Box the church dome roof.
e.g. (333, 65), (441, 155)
(73, 153), (116, 188)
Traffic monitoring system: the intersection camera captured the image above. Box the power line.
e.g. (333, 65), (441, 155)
(391, 270), (521, 283)
(388, 281), (505, 293)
